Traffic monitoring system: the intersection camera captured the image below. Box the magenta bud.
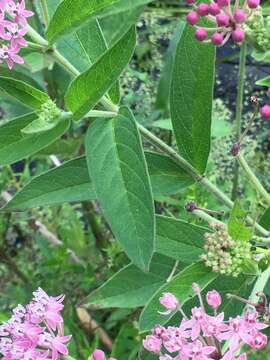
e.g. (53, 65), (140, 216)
(185, 202), (197, 212)
(91, 350), (106, 360)
(187, 0), (195, 3)
(211, 32), (224, 45)
(247, 0), (260, 8)
(216, 13), (230, 26)
(195, 27), (208, 41)
(159, 292), (179, 310)
(232, 28), (245, 42)
(209, 2), (221, 15)
(260, 105), (270, 119)
(231, 143), (241, 156)
(217, 0), (229, 6)
(197, 3), (210, 16)
(233, 9), (247, 23)
(206, 290), (222, 309)
(186, 11), (200, 25)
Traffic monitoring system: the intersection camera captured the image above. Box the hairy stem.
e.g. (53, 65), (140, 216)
(27, 25), (269, 238)
(191, 209), (224, 226)
(40, 0), (50, 28)
(232, 42), (247, 200)
(237, 153), (270, 206)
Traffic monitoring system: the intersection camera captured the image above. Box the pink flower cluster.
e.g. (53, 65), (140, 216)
(0, 0), (33, 69)
(0, 288), (71, 360)
(186, 0), (260, 46)
(143, 284), (268, 360)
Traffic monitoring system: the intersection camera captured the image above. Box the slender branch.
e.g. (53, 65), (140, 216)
(191, 209), (224, 226)
(237, 153), (270, 206)
(232, 42), (247, 200)
(40, 0), (50, 28)
(26, 25), (269, 238)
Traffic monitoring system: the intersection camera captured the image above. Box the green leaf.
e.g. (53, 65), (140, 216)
(0, 77), (49, 109)
(228, 201), (253, 241)
(65, 27), (136, 121)
(2, 157), (95, 211)
(0, 113), (70, 165)
(256, 76), (270, 87)
(259, 208), (270, 231)
(156, 21), (185, 113)
(145, 152), (194, 196)
(21, 116), (61, 134)
(139, 262), (217, 332)
(170, 24), (215, 173)
(156, 216), (205, 263)
(46, 0), (152, 43)
(86, 107), (155, 271)
(82, 255), (176, 309)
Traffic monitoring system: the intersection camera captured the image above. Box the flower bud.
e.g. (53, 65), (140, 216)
(216, 13), (230, 26)
(233, 9), (247, 24)
(267, 88), (270, 97)
(230, 143), (241, 156)
(247, 0), (260, 8)
(260, 105), (270, 119)
(197, 3), (209, 16)
(211, 32), (224, 45)
(91, 350), (106, 360)
(217, 0), (229, 6)
(159, 292), (179, 310)
(195, 28), (208, 41)
(186, 11), (200, 25)
(209, 2), (220, 15)
(232, 28), (245, 43)
(143, 335), (162, 353)
(206, 290), (222, 309)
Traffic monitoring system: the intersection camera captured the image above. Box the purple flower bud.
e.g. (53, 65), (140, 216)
(232, 28), (245, 43)
(260, 105), (270, 119)
(206, 290), (222, 309)
(195, 28), (208, 41)
(247, 0), (260, 8)
(233, 9), (247, 23)
(216, 13), (230, 26)
(211, 32), (224, 45)
(209, 2), (221, 15)
(217, 0), (229, 6)
(186, 11), (200, 25)
(92, 350), (106, 360)
(159, 292), (179, 310)
(185, 202), (198, 212)
(197, 3), (210, 16)
(231, 143), (241, 156)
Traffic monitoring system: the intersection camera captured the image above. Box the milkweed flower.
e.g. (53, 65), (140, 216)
(0, 288), (71, 360)
(186, 0), (260, 46)
(143, 284), (268, 359)
(0, 0), (33, 69)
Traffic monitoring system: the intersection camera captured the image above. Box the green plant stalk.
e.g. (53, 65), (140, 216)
(232, 42), (247, 201)
(27, 26), (269, 238)
(192, 209), (224, 226)
(237, 153), (270, 206)
(40, 0), (50, 28)
(249, 265), (270, 303)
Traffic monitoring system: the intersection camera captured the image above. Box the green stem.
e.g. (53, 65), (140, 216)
(192, 209), (224, 226)
(249, 266), (270, 303)
(40, 0), (50, 28)
(232, 42), (247, 201)
(27, 25), (269, 238)
(237, 153), (270, 206)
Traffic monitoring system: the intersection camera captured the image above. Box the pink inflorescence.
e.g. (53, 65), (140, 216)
(0, 288), (72, 360)
(143, 284), (268, 360)
(186, 0), (260, 46)
(0, 0), (33, 69)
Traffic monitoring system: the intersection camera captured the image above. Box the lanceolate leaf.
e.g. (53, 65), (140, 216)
(256, 76), (270, 87)
(82, 255), (176, 309)
(170, 24), (215, 173)
(1, 152), (194, 211)
(65, 27), (136, 121)
(0, 113), (70, 165)
(0, 77), (49, 109)
(86, 109), (155, 271)
(259, 207), (270, 231)
(46, 0), (152, 43)
(2, 158), (95, 211)
(139, 262), (218, 332)
(156, 216), (205, 263)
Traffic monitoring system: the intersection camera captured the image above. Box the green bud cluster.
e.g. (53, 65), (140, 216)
(244, 8), (270, 52)
(38, 100), (61, 124)
(201, 223), (252, 277)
